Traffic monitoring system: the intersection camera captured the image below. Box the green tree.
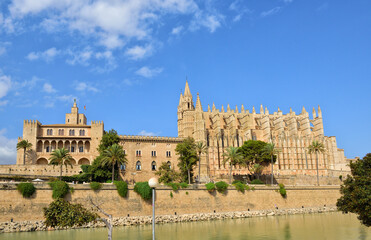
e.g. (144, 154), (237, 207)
(251, 163), (264, 180)
(43, 198), (98, 228)
(308, 140), (325, 186)
(88, 156), (115, 182)
(337, 153), (371, 227)
(238, 140), (271, 178)
(223, 146), (243, 184)
(16, 140), (32, 165)
(155, 162), (180, 184)
(175, 137), (198, 184)
(98, 129), (121, 154)
(195, 141), (207, 183)
(263, 143), (279, 185)
(49, 148), (73, 180)
(101, 144), (127, 182)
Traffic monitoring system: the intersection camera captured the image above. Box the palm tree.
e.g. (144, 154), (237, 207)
(223, 146), (243, 184)
(49, 148), (73, 180)
(263, 143), (280, 185)
(308, 140), (325, 186)
(17, 140), (33, 165)
(195, 141), (207, 183)
(101, 144), (128, 183)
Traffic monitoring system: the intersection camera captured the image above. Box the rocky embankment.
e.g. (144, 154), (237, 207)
(0, 206), (337, 233)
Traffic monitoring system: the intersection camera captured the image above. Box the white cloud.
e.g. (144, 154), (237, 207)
(0, 129), (17, 164)
(171, 26), (183, 35)
(190, 12), (223, 33)
(125, 44), (154, 60)
(138, 130), (156, 136)
(261, 7), (281, 17)
(0, 74), (12, 99)
(66, 48), (93, 66)
(0, 100), (8, 106)
(26, 47), (60, 62)
(283, 0), (293, 3)
(135, 66), (163, 78)
(75, 82), (98, 92)
(229, 0), (251, 22)
(42, 83), (57, 93)
(0, 47), (6, 56)
(57, 95), (77, 103)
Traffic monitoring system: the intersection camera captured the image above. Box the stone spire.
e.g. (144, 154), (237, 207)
(252, 106), (256, 114)
(208, 104), (211, 112)
(178, 93), (183, 106)
(212, 103), (216, 112)
(184, 81), (192, 97)
(227, 104), (231, 112)
(265, 106), (269, 115)
(290, 107), (293, 113)
(312, 107), (317, 118)
(221, 105), (225, 113)
(318, 105), (322, 118)
(73, 99), (77, 107)
(195, 93), (202, 111)
(301, 106), (306, 114)
(235, 105), (238, 113)
(241, 104), (245, 113)
(260, 104), (264, 114)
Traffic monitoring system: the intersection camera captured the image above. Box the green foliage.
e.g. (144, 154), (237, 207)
(166, 182), (180, 191)
(180, 182), (189, 188)
(251, 187), (255, 191)
(223, 146), (243, 183)
(49, 148), (73, 181)
(339, 175), (343, 181)
(98, 129), (121, 154)
(238, 140), (272, 174)
(43, 198), (98, 228)
(215, 181), (228, 193)
(156, 162), (180, 184)
(278, 183), (287, 198)
(251, 179), (264, 184)
(233, 182), (246, 193)
(337, 153), (371, 227)
(49, 181), (70, 199)
(80, 165), (91, 173)
(170, 192), (173, 198)
(114, 181), (128, 197)
(62, 173), (90, 183)
(89, 156), (116, 182)
(17, 140), (32, 165)
(90, 182), (102, 191)
(175, 137), (198, 183)
(205, 182), (216, 192)
(17, 182), (36, 198)
(186, 191), (189, 195)
(101, 144), (127, 182)
(134, 182), (152, 200)
(232, 180), (243, 184)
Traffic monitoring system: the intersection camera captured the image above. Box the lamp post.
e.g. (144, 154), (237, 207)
(148, 177), (159, 240)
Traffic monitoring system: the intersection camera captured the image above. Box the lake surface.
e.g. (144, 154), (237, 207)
(2, 212), (370, 240)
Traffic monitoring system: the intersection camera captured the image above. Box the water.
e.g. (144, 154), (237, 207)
(2, 212), (370, 240)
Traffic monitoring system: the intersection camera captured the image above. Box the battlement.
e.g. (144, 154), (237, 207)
(120, 135), (182, 142)
(23, 120), (41, 126)
(91, 120), (104, 125)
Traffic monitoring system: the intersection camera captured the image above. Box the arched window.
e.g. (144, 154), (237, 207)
(80, 130), (85, 136)
(167, 161), (171, 169)
(151, 161), (156, 171)
(47, 129), (53, 136)
(58, 129), (64, 136)
(136, 161), (141, 171)
(120, 163), (126, 171)
(69, 129), (75, 136)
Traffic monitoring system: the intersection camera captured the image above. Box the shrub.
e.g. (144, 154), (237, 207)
(215, 181), (228, 193)
(180, 182), (189, 188)
(114, 181), (128, 197)
(278, 183), (287, 198)
(62, 173), (90, 183)
(106, 180), (112, 183)
(90, 182), (102, 191)
(186, 191), (189, 195)
(205, 182), (216, 192)
(251, 187), (255, 191)
(17, 182), (36, 198)
(251, 179), (264, 185)
(49, 181), (70, 199)
(166, 182), (180, 191)
(234, 182), (246, 193)
(339, 175), (343, 181)
(134, 182), (152, 200)
(232, 180), (243, 185)
(170, 192), (173, 198)
(43, 198), (98, 228)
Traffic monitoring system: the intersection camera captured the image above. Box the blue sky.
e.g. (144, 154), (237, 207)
(0, 0), (370, 164)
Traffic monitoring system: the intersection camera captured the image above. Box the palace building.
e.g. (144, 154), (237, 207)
(13, 81), (350, 182)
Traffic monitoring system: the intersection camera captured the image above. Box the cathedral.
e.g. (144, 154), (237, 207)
(10, 81), (350, 182)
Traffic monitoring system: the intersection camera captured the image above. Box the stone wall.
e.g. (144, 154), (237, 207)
(0, 165), (82, 178)
(0, 183), (341, 222)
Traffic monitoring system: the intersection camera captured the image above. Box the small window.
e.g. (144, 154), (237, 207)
(167, 161), (171, 169)
(46, 146), (50, 152)
(136, 150), (141, 157)
(120, 163), (126, 171)
(80, 119), (81, 123)
(152, 143), (156, 146)
(47, 129), (53, 136)
(79, 147), (83, 153)
(151, 161), (156, 171)
(79, 130), (85, 136)
(69, 130), (75, 136)
(58, 129), (64, 136)
(151, 151), (157, 157)
(68, 119), (70, 122)
(136, 161), (142, 171)
(252, 134), (257, 141)
(166, 151), (171, 157)
(71, 146), (75, 153)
